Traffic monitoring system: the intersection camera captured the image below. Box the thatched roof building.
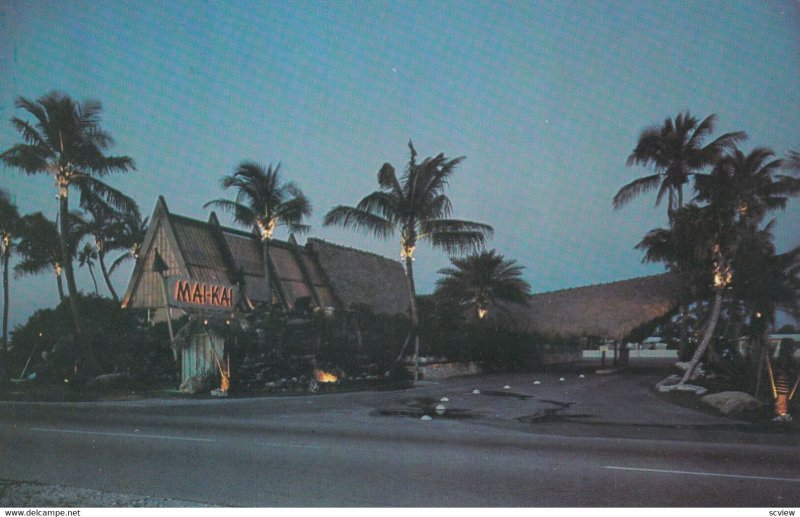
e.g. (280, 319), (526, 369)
(122, 197), (410, 318)
(504, 273), (684, 341)
(307, 239), (411, 316)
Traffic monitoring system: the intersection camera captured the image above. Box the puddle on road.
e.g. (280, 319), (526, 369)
(516, 399), (595, 424)
(371, 397), (482, 420)
(479, 391), (532, 400)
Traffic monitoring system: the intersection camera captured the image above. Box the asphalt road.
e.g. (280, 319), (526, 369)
(2, 363), (799, 507)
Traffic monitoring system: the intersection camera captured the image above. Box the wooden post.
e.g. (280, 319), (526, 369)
(152, 250), (176, 363)
(158, 274), (176, 360)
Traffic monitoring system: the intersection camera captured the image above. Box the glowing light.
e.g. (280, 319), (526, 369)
(314, 369), (338, 383)
(713, 262), (732, 289)
(257, 218), (277, 241)
(477, 307), (488, 319)
(214, 353), (231, 393)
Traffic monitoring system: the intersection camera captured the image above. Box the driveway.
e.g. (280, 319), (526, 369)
(2, 359), (798, 506)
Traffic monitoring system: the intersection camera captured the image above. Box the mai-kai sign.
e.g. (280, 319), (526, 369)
(168, 278), (237, 311)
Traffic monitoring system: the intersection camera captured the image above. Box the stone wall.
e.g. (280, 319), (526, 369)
(415, 362), (484, 381)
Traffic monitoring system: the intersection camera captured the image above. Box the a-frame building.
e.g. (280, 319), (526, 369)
(122, 196), (410, 320)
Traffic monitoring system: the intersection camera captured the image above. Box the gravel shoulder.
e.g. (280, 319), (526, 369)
(0, 479), (217, 508)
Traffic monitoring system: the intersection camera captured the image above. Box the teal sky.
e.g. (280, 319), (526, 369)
(2, 0), (799, 329)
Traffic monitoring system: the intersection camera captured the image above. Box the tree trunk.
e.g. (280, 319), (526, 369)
(404, 255), (420, 381)
(88, 263), (99, 295)
(2, 250), (9, 352)
(98, 252), (119, 303)
(59, 192), (98, 371)
(59, 195), (82, 335)
(261, 240), (271, 307)
(678, 303), (691, 361)
(680, 289), (723, 384)
(55, 270), (64, 300)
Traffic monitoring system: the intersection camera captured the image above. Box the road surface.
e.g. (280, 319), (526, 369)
(2, 365), (798, 506)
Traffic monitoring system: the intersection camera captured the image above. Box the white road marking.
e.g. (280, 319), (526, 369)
(605, 465), (800, 483)
(31, 427), (215, 443)
(30, 427), (322, 449)
(259, 442), (322, 449)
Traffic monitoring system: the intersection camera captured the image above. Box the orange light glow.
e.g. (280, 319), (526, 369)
(214, 353), (231, 393)
(314, 369), (338, 383)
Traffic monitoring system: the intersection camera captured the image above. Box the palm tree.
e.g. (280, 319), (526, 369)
(618, 113), (745, 357)
(696, 147), (800, 393)
(614, 112), (746, 213)
(324, 141), (493, 379)
(204, 161), (311, 304)
(1, 92), (136, 367)
(78, 243), (100, 296)
(642, 146), (800, 384)
(694, 147), (800, 229)
(75, 199), (141, 303)
(434, 250), (530, 321)
(0, 189), (21, 351)
(14, 212), (72, 300)
(108, 212), (149, 277)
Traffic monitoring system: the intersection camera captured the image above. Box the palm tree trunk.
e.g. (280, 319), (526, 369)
(680, 289), (723, 384)
(59, 193), (99, 372)
(2, 250), (9, 352)
(678, 303), (690, 361)
(55, 270), (64, 300)
(403, 255), (420, 381)
(59, 195), (83, 336)
(261, 240), (271, 306)
(88, 263), (99, 296)
(98, 252), (119, 302)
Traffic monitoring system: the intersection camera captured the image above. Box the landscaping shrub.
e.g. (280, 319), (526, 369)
(8, 294), (176, 387)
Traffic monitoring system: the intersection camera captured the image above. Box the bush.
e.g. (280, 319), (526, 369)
(8, 294), (176, 387)
(417, 295), (574, 371)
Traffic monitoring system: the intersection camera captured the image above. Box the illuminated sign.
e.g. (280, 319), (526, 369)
(168, 278), (236, 311)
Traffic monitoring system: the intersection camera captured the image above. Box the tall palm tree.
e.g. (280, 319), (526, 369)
(642, 147), (800, 384)
(618, 112), (745, 356)
(614, 112), (746, 213)
(75, 198), (141, 303)
(639, 204), (730, 384)
(694, 147), (800, 229)
(1, 92), (135, 367)
(695, 147), (800, 393)
(78, 243), (100, 296)
(14, 212), (74, 300)
(434, 250), (530, 321)
(204, 161), (311, 304)
(0, 189), (21, 351)
(324, 141), (493, 379)
(108, 212), (149, 277)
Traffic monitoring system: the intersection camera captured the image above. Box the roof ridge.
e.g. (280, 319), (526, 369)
(168, 212), (302, 247)
(307, 237), (399, 264)
(529, 272), (675, 297)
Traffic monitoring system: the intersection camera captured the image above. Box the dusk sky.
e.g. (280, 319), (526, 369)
(2, 0), (799, 329)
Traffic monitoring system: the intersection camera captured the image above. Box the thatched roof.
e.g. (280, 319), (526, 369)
(307, 238), (411, 315)
(122, 197), (408, 316)
(504, 273), (683, 340)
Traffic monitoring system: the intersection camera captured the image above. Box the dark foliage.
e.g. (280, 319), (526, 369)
(7, 294), (175, 387)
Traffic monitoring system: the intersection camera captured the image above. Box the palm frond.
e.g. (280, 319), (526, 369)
(355, 191), (400, 222)
(612, 174), (661, 209)
(204, 199), (255, 227)
(323, 205), (394, 238)
(0, 143), (50, 174)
